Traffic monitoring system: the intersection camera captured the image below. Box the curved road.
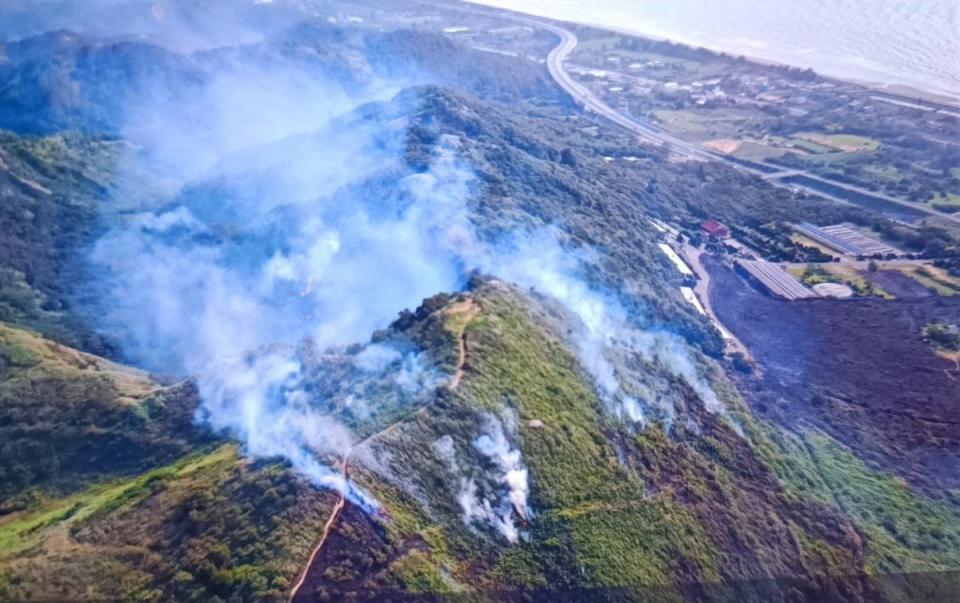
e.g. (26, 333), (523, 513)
(486, 8), (959, 224)
(542, 23), (718, 162)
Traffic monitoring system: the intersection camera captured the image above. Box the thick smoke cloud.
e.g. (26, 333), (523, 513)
(92, 48), (472, 502)
(89, 9), (720, 514)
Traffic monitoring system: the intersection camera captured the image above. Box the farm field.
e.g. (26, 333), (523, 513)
(786, 261), (960, 298)
(788, 233), (838, 258)
(786, 263), (893, 298)
(652, 108), (763, 140)
(794, 132), (881, 152)
(931, 193), (960, 214)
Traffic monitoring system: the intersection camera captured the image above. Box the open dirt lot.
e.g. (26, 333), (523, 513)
(706, 256), (960, 490)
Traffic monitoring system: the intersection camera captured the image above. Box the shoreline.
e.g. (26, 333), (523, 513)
(462, 0), (960, 109)
(592, 22), (960, 109)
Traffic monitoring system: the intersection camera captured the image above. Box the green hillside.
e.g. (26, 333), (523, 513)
(0, 8), (957, 601)
(3, 283), (959, 601)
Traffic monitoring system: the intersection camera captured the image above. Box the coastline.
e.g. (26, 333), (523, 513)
(462, 0), (960, 109)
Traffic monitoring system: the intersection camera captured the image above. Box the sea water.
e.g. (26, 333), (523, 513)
(471, 0), (960, 103)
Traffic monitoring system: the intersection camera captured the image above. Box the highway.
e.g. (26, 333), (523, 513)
(541, 23), (719, 162)
(434, 2), (958, 224)
(528, 18), (960, 224)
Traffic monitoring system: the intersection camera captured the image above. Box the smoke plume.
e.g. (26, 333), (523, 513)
(88, 10), (720, 511)
(480, 232), (723, 427)
(441, 410), (530, 543)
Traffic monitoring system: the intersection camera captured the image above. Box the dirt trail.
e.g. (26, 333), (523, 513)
(450, 332), (469, 390)
(0, 150), (53, 195)
(444, 299), (479, 390)
(288, 298), (480, 600)
(288, 455), (350, 603)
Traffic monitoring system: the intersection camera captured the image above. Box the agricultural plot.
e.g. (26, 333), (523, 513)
(794, 132), (881, 152)
(786, 138), (835, 154)
(859, 263), (960, 297)
(788, 233), (838, 259)
(787, 263), (893, 299)
(902, 265), (960, 296)
(930, 192), (960, 213)
(652, 108), (764, 140)
(731, 140), (790, 162)
(789, 261), (960, 299)
(866, 270), (933, 299)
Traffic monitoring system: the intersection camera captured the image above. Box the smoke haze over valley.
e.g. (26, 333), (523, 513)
(1, 1), (958, 601)
(79, 17), (721, 520)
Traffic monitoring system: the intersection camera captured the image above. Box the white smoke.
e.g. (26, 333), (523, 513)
(89, 11), (722, 513)
(196, 349), (379, 510)
(432, 435), (460, 474)
(444, 411), (530, 543)
(473, 412), (530, 524)
(479, 232), (722, 427)
(92, 64), (474, 504)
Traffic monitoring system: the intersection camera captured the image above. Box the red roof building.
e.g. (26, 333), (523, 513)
(701, 219), (729, 239)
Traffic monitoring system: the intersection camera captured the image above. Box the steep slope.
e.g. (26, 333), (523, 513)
(0, 26), (958, 601)
(0, 31), (206, 135)
(265, 281), (960, 601)
(0, 323), (207, 506)
(0, 323), (336, 601)
(0, 132), (122, 353)
(308, 281), (861, 600)
(0, 442), (339, 601)
(4, 282), (960, 601)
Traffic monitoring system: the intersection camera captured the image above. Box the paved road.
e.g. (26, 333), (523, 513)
(432, 1), (958, 224)
(541, 24), (720, 162)
(778, 258), (931, 269)
(682, 244), (752, 360)
(762, 169), (804, 180)
(534, 21), (960, 224)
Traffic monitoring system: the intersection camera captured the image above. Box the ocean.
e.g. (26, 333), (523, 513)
(468, 0), (960, 103)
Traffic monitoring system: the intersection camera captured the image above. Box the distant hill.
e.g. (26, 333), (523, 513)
(0, 30), (205, 135)
(0, 21), (560, 136)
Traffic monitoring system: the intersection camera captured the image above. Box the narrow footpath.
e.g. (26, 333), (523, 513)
(288, 455), (350, 603)
(288, 299), (478, 600)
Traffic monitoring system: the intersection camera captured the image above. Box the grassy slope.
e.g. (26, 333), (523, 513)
(0, 444), (339, 601)
(760, 427), (960, 573)
(325, 284), (940, 600)
(461, 289), (859, 595)
(352, 284), (960, 601)
(0, 323), (208, 504)
(462, 291), (714, 590)
(2, 284), (959, 601)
